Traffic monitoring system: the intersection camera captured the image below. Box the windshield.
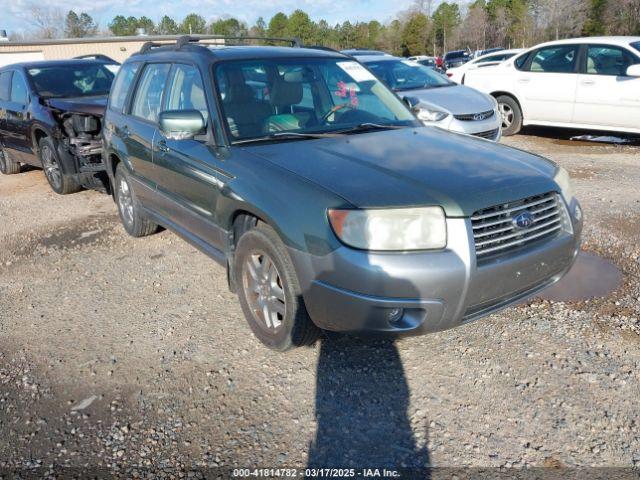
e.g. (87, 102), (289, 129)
(214, 58), (419, 143)
(365, 59), (452, 91)
(27, 63), (117, 98)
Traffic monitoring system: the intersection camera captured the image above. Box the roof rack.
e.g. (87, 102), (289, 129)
(173, 35), (302, 48)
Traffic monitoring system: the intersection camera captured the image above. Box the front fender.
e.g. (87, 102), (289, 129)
(215, 151), (351, 256)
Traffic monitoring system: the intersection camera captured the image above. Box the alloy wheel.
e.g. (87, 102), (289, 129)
(498, 103), (514, 129)
(117, 176), (135, 227)
(242, 250), (286, 331)
(0, 148), (6, 173)
(41, 144), (62, 190)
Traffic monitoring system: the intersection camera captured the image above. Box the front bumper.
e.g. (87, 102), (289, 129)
(290, 202), (582, 335)
(425, 113), (502, 142)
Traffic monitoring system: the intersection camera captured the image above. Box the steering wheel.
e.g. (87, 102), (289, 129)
(320, 103), (356, 123)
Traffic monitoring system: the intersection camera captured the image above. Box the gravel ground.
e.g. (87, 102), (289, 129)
(1, 129), (639, 477)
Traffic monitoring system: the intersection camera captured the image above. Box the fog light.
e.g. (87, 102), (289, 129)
(387, 308), (404, 323)
(574, 203), (582, 221)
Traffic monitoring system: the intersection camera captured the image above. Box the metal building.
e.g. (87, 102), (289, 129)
(0, 34), (224, 67)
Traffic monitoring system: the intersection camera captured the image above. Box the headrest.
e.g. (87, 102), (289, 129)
(270, 77), (303, 107)
(225, 84), (255, 104)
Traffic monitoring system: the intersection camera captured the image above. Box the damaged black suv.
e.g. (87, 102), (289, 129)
(0, 59), (119, 193)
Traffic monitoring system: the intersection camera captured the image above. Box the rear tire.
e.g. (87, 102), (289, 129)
(235, 223), (320, 351)
(0, 146), (20, 175)
(39, 137), (81, 194)
(114, 163), (158, 237)
(496, 95), (522, 136)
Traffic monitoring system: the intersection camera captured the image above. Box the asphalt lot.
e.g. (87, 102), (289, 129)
(1, 128), (640, 475)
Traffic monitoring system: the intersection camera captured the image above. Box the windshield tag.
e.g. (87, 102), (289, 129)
(337, 61), (376, 82)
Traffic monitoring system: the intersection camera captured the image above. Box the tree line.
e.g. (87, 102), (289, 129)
(14, 0), (640, 56)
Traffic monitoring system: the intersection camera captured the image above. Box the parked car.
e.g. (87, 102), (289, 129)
(464, 36), (640, 136)
(473, 47), (504, 59)
(359, 55), (502, 141)
(410, 56), (437, 69)
(103, 36), (582, 351)
(447, 49), (523, 84)
(443, 50), (471, 70)
(0, 59), (119, 193)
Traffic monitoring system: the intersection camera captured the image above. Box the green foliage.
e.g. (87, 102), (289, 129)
(211, 18), (248, 37)
(157, 15), (178, 35)
(64, 11), (97, 38)
(583, 0), (607, 36)
(109, 16), (140, 36)
(180, 13), (207, 34)
(286, 10), (316, 45)
(267, 12), (289, 39)
(402, 12), (430, 55)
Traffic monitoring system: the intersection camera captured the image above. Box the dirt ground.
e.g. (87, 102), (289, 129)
(1, 128), (639, 477)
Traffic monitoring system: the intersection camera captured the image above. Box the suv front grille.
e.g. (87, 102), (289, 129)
(454, 110), (495, 121)
(471, 192), (564, 258)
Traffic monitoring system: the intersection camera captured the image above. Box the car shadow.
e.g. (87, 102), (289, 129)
(307, 335), (430, 470)
(306, 254), (430, 471)
(518, 125), (640, 145)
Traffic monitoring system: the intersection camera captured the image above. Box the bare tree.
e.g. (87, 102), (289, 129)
(538, 0), (587, 40)
(25, 2), (64, 39)
(605, 0), (640, 35)
(462, 3), (489, 51)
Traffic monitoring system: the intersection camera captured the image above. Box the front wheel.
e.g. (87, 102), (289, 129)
(39, 137), (81, 194)
(114, 163), (158, 237)
(235, 223), (320, 351)
(496, 95), (523, 136)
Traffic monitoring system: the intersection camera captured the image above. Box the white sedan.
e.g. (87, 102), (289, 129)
(464, 36), (640, 136)
(447, 49), (523, 84)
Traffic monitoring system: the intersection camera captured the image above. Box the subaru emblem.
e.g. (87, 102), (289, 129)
(512, 211), (534, 229)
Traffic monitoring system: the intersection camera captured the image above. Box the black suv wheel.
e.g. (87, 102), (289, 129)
(39, 137), (81, 194)
(0, 145), (20, 175)
(235, 223), (320, 351)
(114, 163), (158, 237)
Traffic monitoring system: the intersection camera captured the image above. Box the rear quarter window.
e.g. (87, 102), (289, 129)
(109, 62), (140, 113)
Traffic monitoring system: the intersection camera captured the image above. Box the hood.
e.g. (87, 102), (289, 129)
(45, 95), (107, 117)
(402, 84), (494, 115)
(244, 127), (558, 217)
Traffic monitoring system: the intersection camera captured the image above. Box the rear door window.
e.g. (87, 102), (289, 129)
(0, 72), (11, 100)
(586, 45), (637, 76)
(131, 63), (171, 123)
(109, 62), (140, 112)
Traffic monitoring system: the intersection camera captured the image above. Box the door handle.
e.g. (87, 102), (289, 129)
(581, 79), (595, 86)
(156, 139), (170, 153)
(517, 78), (530, 84)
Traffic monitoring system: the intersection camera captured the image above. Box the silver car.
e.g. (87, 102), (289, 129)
(360, 55), (502, 141)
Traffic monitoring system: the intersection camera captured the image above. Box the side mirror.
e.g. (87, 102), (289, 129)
(626, 64), (640, 77)
(159, 110), (205, 141)
(403, 96), (420, 113)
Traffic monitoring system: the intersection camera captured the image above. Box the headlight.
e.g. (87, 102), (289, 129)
(328, 207), (447, 251)
(554, 167), (574, 202)
(416, 107), (449, 122)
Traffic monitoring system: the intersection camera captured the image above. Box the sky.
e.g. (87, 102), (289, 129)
(1, 0), (419, 35)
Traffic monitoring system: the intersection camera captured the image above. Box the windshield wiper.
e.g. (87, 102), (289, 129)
(234, 131), (345, 145)
(337, 123), (408, 134)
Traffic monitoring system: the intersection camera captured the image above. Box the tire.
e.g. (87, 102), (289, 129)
(114, 163), (158, 237)
(0, 145), (20, 175)
(496, 95), (523, 136)
(234, 223), (320, 351)
(39, 137), (81, 194)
